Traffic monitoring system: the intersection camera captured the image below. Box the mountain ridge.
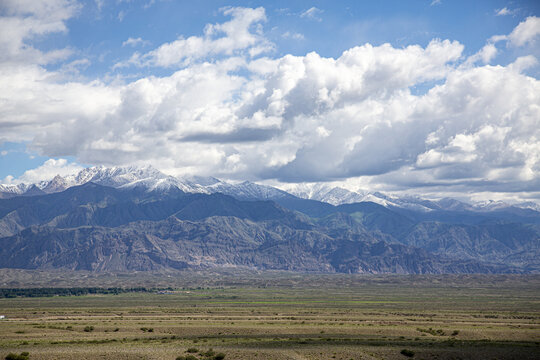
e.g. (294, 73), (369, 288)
(1, 166), (538, 274)
(0, 180), (538, 273)
(2, 165), (539, 213)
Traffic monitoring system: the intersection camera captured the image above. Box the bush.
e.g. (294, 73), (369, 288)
(186, 348), (199, 353)
(83, 326), (94, 332)
(5, 353), (29, 360)
(214, 353), (226, 360)
(400, 349), (415, 357)
(201, 348), (215, 357)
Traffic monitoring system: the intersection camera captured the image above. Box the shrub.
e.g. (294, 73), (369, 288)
(202, 348), (215, 357)
(214, 353), (226, 360)
(83, 326), (94, 332)
(451, 330), (460, 336)
(400, 349), (415, 357)
(186, 348), (199, 353)
(5, 353), (29, 360)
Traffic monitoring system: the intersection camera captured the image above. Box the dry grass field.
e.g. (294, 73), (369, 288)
(0, 271), (539, 359)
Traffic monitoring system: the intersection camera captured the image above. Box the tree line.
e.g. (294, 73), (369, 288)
(0, 287), (173, 298)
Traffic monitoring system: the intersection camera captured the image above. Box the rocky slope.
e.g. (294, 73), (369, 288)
(1, 166), (538, 273)
(0, 182), (533, 273)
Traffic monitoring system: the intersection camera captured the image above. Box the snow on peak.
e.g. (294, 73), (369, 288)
(1, 165), (539, 213)
(207, 180), (293, 200)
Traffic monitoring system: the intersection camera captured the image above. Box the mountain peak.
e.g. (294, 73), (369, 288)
(42, 174), (69, 193)
(1, 165), (539, 213)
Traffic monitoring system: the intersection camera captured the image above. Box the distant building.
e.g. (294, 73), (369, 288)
(0, 315), (5, 319)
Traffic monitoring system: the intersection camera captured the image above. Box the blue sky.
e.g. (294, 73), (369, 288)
(39, 1), (539, 75)
(0, 0), (539, 202)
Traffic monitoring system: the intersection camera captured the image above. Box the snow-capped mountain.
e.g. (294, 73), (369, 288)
(0, 165), (295, 201)
(0, 183), (29, 198)
(286, 184), (372, 205)
(1, 165), (539, 213)
(207, 180), (294, 201)
(285, 184), (438, 211)
(0, 166), (210, 197)
(285, 183), (540, 213)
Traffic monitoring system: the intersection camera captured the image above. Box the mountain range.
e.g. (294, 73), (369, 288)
(0, 166), (538, 273)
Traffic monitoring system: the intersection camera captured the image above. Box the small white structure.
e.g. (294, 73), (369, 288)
(0, 315), (5, 319)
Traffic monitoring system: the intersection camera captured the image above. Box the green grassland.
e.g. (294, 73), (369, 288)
(0, 271), (539, 359)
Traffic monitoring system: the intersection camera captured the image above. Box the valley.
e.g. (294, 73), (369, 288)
(0, 272), (538, 360)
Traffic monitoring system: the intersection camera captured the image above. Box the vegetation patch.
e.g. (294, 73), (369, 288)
(400, 349), (415, 357)
(5, 353), (29, 360)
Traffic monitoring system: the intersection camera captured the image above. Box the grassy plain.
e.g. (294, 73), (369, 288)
(0, 271), (539, 359)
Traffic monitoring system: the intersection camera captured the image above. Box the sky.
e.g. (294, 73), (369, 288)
(0, 0), (539, 203)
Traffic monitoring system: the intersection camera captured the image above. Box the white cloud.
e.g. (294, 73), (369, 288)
(282, 31), (304, 40)
(495, 7), (516, 16)
(430, 0), (442, 6)
(124, 7), (273, 68)
(122, 37), (150, 47)
(507, 16), (540, 47)
(3, 158), (83, 184)
(0, 0), (79, 64)
(300, 7), (323, 21)
(61, 58), (91, 74)
(508, 55), (538, 72)
(490, 16), (540, 47)
(1, 5), (540, 202)
(465, 43), (497, 65)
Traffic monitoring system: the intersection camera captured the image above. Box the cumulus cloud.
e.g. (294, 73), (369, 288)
(0, 0), (79, 64)
(466, 43), (497, 64)
(1, 4), (539, 202)
(507, 16), (540, 47)
(2, 158), (83, 184)
(490, 16), (540, 47)
(119, 7), (273, 68)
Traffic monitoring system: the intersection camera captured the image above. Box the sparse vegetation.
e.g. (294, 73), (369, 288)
(0, 272), (538, 359)
(400, 349), (415, 357)
(5, 352), (29, 360)
(416, 327), (445, 336)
